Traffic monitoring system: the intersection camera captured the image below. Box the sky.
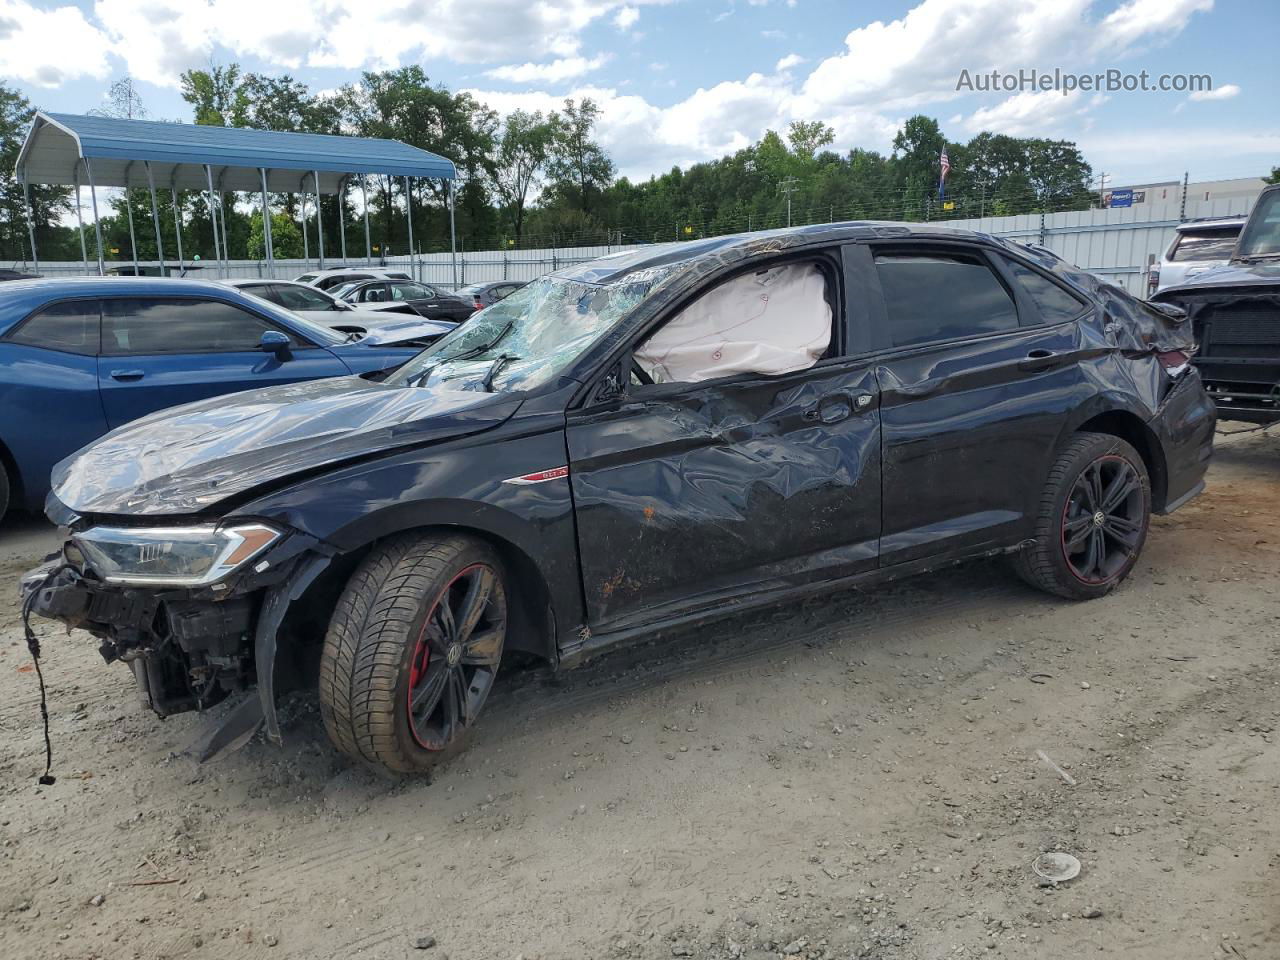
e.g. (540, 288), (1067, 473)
(2, 0), (1278, 188)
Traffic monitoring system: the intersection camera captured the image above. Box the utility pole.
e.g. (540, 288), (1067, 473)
(1097, 172), (1110, 208)
(1179, 171), (1189, 221)
(779, 177), (801, 228)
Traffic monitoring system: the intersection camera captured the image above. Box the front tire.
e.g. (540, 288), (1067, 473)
(1014, 432), (1151, 600)
(319, 533), (507, 774)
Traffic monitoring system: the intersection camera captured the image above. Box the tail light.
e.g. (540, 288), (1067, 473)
(1147, 267), (1160, 292)
(473, 299), (484, 310)
(1157, 350), (1190, 376)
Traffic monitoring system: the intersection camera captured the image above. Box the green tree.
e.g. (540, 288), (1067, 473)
(547, 98), (614, 215)
(246, 210), (304, 259)
(787, 120), (835, 161)
(0, 84), (74, 262)
(179, 63), (247, 127)
(493, 110), (556, 243)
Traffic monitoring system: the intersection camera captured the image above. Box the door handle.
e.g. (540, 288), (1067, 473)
(109, 369), (145, 381)
(803, 392), (874, 424)
(1018, 349), (1061, 372)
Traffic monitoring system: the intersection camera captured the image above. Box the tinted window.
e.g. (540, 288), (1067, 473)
(1237, 189), (1280, 258)
(101, 298), (286, 355)
(1003, 259), (1087, 323)
(237, 283), (276, 303)
(1170, 230), (1240, 261)
(874, 251), (1018, 347)
(359, 284), (390, 303)
(8, 300), (100, 355)
(272, 284), (335, 311)
(390, 282), (431, 301)
(295, 274), (317, 284)
(385, 272), (412, 281)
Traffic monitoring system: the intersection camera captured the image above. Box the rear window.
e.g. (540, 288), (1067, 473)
(295, 274), (317, 284)
(7, 300), (100, 355)
(385, 272), (412, 280)
(875, 250), (1018, 347)
(1003, 259), (1087, 323)
(1170, 229), (1240, 262)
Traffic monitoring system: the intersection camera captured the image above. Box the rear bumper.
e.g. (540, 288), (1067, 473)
(1150, 370), (1217, 515)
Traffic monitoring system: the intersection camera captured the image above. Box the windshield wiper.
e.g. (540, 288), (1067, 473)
(480, 354), (518, 392)
(443, 319), (515, 363)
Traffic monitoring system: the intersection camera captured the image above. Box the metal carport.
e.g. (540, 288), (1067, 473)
(14, 111), (459, 281)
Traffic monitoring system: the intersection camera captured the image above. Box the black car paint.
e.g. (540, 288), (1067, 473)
(29, 222), (1215, 747)
(342, 280), (473, 322)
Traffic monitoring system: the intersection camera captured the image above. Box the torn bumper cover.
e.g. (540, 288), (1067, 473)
(21, 529), (333, 756)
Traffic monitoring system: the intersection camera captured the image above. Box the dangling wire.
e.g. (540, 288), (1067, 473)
(22, 578), (57, 786)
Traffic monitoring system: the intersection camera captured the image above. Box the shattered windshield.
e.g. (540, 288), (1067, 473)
(1236, 190), (1280, 259)
(386, 269), (674, 392)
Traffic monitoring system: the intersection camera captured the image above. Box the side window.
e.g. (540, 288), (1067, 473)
(273, 284), (334, 311)
(634, 261), (834, 384)
(6, 300), (100, 355)
(240, 284), (280, 305)
(362, 284), (389, 303)
(1002, 258), (1088, 323)
(389, 282), (423, 301)
(874, 250), (1018, 347)
(100, 298), (289, 355)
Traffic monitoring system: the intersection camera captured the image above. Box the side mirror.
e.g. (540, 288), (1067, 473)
(259, 329), (292, 360)
(332, 300), (352, 311)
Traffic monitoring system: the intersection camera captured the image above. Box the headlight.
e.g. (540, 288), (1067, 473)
(72, 523), (282, 587)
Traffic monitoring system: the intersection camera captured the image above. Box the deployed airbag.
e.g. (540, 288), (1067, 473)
(635, 263), (831, 383)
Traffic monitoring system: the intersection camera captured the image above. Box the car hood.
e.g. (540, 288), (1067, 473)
(314, 311), (456, 345)
(50, 377), (523, 516)
(1156, 260), (1280, 297)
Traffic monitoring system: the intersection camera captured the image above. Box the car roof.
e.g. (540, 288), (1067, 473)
(300, 267), (406, 279)
(550, 220), (1026, 285)
(0, 275), (335, 338)
(1174, 217), (1248, 232)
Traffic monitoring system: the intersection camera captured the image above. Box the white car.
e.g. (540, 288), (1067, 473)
(295, 267), (413, 291)
(1148, 216), (1247, 295)
(224, 279), (456, 347)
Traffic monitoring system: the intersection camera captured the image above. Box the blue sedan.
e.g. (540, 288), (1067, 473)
(0, 277), (442, 522)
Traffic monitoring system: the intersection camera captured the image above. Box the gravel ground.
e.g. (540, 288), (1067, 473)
(0, 425), (1276, 960)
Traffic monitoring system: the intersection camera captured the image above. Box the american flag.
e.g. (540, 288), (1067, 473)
(938, 148), (950, 200)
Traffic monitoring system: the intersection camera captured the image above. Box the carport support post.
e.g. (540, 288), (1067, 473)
(204, 164), (222, 277)
(403, 176), (415, 281)
(144, 161), (165, 274)
(123, 179), (140, 276)
(337, 175), (348, 265)
(85, 158), (105, 275)
(361, 175), (372, 265)
(259, 168), (274, 275)
(73, 166), (89, 273)
(300, 175), (310, 268)
(449, 179), (458, 288)
(171, 186), (185, 273)
(19, 171), (38, 273)
(313, 170), (325, 270)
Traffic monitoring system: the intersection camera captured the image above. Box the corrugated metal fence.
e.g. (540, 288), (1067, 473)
(18, 194), (1257, 297)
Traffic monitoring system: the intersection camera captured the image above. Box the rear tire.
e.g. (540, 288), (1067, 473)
(1014, 432), (1151, 600)
(319, 533), (507, 775)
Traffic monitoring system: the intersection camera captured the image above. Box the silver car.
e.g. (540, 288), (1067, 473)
(223, 279), (456, 347)
(1148, 216), (1246, 295)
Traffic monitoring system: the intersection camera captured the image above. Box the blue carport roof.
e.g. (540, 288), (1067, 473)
(16, 112), (457, 194)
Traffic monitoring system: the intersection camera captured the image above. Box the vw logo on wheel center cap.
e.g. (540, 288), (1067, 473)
(446, 643), (462, 667)
(1092, 510), (1106, 527)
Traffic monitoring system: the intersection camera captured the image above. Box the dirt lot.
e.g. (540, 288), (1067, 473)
(0, 425), (1276, 960)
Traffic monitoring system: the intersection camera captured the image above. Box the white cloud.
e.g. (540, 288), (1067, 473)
(613, 5), (639, 29)
(775, 53), (805, 72)
(956, 89), (1103, 136)
(0, 0), (112, 86)
(78, 0), (663, 87)
(487, 55), (610, 84)
(1188, 82), (1240, 102)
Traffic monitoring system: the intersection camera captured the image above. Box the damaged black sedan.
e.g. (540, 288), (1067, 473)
(23, 223), (1215, 775)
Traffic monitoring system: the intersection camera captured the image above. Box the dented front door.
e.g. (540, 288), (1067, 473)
(565, 361), (882, 633)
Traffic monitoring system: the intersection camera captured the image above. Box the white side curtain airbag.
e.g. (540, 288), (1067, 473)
(635, 263), (832, 383)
